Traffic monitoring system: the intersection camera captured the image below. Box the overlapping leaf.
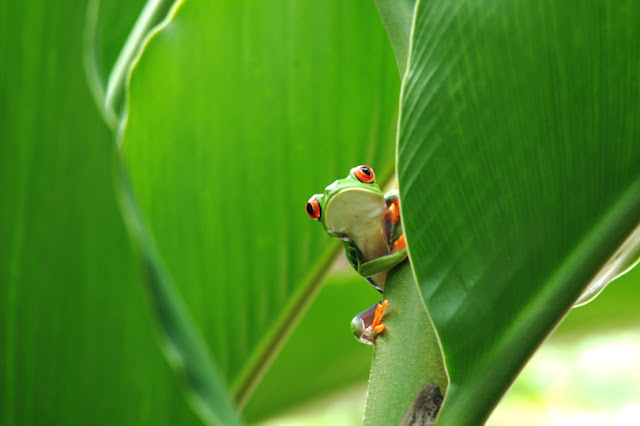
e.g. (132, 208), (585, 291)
(394, 1), (640, 423)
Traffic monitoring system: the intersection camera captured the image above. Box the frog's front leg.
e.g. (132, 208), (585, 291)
(358, 186), (407, 278)
(358, 242), (407, 278)
(351, 299), (389, 345)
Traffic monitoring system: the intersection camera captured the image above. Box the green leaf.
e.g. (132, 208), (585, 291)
(396, 1), (640, 424)
(0, 2), (204, 425)
(120, 0), (399, 420)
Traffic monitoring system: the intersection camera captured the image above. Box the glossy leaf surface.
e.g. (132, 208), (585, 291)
(396, 1), (640, 423)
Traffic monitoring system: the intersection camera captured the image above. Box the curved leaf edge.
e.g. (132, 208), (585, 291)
(373, 0), (417, 76)
(575, 222), (640, 306)
(388, 0), (452, 419)
(85, 0), (243, 424)
(84, 0), (179, 135)
(115, 158), (242, 426)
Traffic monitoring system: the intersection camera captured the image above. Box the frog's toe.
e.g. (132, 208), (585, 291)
(392, 234), (406, 252)
(371, 299), (388, 333)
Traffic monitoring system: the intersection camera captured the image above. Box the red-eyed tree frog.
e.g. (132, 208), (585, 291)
(306, 165), (407, 344)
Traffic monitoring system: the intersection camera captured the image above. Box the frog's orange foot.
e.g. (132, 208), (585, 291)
(371, 299), (389, 340)
(388, 198), (400, 224)
(392, 234), (406, 252)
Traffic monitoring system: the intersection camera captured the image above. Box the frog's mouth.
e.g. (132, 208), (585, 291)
(324, 188), (386, 241)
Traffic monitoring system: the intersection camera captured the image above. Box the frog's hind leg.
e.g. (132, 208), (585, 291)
(350, 299), (389, 345)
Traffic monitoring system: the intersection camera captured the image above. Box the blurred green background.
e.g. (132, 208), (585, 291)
(2, 0), (639, 425)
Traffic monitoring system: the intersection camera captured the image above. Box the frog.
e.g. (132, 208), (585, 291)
(306, 165), (407, 344)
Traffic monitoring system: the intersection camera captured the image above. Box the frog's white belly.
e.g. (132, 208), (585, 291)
(324, 188), (389, 262)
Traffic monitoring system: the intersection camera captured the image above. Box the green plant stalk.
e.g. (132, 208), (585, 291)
(363, 261), (448, 425)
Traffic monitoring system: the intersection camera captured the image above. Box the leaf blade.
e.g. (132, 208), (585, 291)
(397, 0), (640, 423)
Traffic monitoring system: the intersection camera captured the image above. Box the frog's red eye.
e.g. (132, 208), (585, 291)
(352, 165), (375, 183)
(306, 197), (321, 220)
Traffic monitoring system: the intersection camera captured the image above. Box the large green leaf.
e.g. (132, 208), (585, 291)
(0, 1), (204, 425)
(395, 1), (640, 424)
(120, 0), (399, 419)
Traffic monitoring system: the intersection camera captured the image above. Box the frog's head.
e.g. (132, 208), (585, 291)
(306, 165), (385, 238)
